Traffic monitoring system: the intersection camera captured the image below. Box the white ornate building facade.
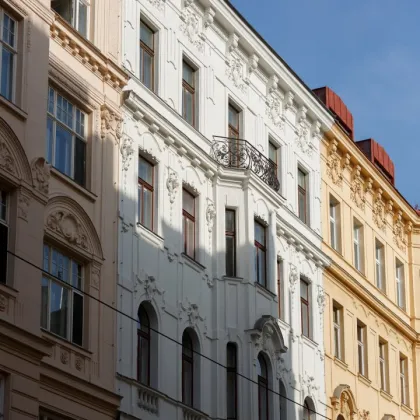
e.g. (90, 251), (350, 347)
(116, 0), (334, 419)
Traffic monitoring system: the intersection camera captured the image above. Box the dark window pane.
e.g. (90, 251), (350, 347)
(139, 335), (150, 384)
(183, 89), (194, 125)
(50, 283), (68, 339)
(143, 188), (153, 230)
(142, 52), (153, 89)
(140, 24), (154, 49)
(54, 125), (72, 176)
(183, 62), (195, 86)
(227, 371), (236, 418)
(182, 359), (193, 406)
(301, 303), (309, 336)
(226, 210), (235, 232)
(228, 105), (239, 129)
(51, 0), (73, 24)
(1, 46), (14, 101)
(72, 292), (83, 345)
(0, 223), (8, 284)
(298, 169), (306, 189)
(74, 137), (86, 186)
(185, 218), (195, 258)
(183, 190), (195, 215)
(46, 117), (54, 164)
(41, 277), (49, 328)
(226, 237), (235, 277)
(139, 157), (153, 184)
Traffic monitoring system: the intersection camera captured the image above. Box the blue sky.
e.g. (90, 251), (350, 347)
(230, 0), (419, 206)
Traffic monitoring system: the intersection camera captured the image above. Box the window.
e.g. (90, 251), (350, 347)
(46, 86), (87, 186)
(138, 156), (154, 230)
(357, 321), (367, 377)
(51, 0), (89, 38)
(279, 380), (287, 420)
(329, 196), (340, 252)
(277, 260), (283, 320)
(0, 374), (4, 419)
(268, 139), (280, 179)
(140, 22), (155, 91)
(225, 210), (236, 277)
(379, 339), (388, 392)
(254, 221), (266, 287)
(228, 103), (241, 167)
(300, 279), (310, 338)
(41, 244), (84, 346)
(353, 220), (364, 272)
(333, 303), (343, 360)
(298, 168), (308, 224)
(303, 397), (315, 420)
(182, 60), (197, 127)
(396, 260), (405, 309)
(226, 343), (237, 419)
(257, 353), (268, 420)
(182, 189), (196, 259)
(137, 305), (150, 385)
(182, 331), (194, 407)
(400, 354), (409, 406)
(0, 9), (17, 102)
(375, 240), (385, 292)
(0, 191), (7, 284)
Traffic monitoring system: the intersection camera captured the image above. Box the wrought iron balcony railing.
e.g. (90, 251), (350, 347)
(211, 136), (280, 192)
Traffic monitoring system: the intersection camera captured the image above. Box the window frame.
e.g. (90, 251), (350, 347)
(41, 243), (85, 346)
(51, 0), (90, 38)
(375, 239), (386, 292)
(298, 168), (308, 225)
(182, 332), (194, 407)
(138, 155), (154, 231)
(0, 190), (8, 285)
(353, 219), (364, 273)
(329, 196), (340, 252)
(137, 305), (151, 386)
(254, 220), (267, 287)
(277, 259), (283, 320)
(225, 209), (236, 277)
(226, 343), (238, 420)
(300, 278), (310, 338)
(182, 59), (197, 128)
(379, 339), (388, 392)
(332, 303), (343, 360)
(0, 8), (18, 102)
(396, 259), (405, 310)
(257, 353), (269, 420)
(182, 188), (196, 260)
(139, 20), (155, 91)
(400, 354), (409, 406)
(357, 321), (367, 377)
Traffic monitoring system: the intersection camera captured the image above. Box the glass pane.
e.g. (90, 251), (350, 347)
(269, 142), (277, 163)
(54, 125), (72, 176)
(259, 384), (267, 420)
(257, 250), (266, 285)
(142, 52), (153, 89)
(1, 46), (14, 101)
(77, 1), (88, 37)
(51, 0), (73, 24)
(56, 94), (74, 128)
(139, 157), (153, 184)
(298, 193), (306, 222)
(254, 222), (265, 245)
(48, 87), (55, 114)
(75, 109), (85, 137)
(300, 281), (308, 300)
(185, 218), (195, 258)
(228, 105), (239, 129)
(43, 245), (49, 271)
(358, 344), (363, 373)
(183, 89), (194, 125)
(225, 236), (235, 277)
(0, 224), (8, 284)
(50, 282), (69, 339)
(138, 186), (143, 222)
(227, 344), (236, 368)
(74, 137), (86, 186)
(138, 306), (150, 331)
(301, 304), (309, 336)
(71, 261), (82, 288)
(183, 62), (194, 86)
(140, 24), (154, 50)
(182, 359), (193, 406)
(72, 292), (83, 345)
(41, 277), (49, 328)
(46, 117), (54, 164)
(183, 190), (195, 215)
(143, 188), (153, 230)
(0, 191), (6, 221)
(2, 14), (16, 47)
(298, 169), (306, 189)
(226, 210), (235, 232)
(139, 336), (150, 384)
(227, 372), (236, 418)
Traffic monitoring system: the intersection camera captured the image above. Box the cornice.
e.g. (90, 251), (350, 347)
(50, 15), (128, 92)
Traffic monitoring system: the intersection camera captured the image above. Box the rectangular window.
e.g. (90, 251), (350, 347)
(329, 196), (340, 252)
(353, 220), (364, 272)
(277, 260), (283, 320)
(225, 209), (236, 277)
(228, 103), (241, 167)
(182, 60), (197, 127)
(357, 321), (367, 377)
(298, 168), (308, 225)
(46, 86), (87, 186)
(0, 374), (4, 418)
(138, 156), (154, 230)
(0, 190), (7, 284)
(0, 9), (17, 102)
(333, 303), (343, 360)
(41, 244), (84, 346)
(226, 343), (237, 419)
(183, 189), (196, 260)
(51, 0), (89, 38)
(140, 22), (155, 91)
(396, 260), (405, 310)
(300, 279), (310, 338)
(375, 240), (385, 292)
(254, 221), (266, 287)
(400, 355), (409, 406)
(379, 339), (388, 392)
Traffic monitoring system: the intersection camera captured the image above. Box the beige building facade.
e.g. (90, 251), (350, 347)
(319, 88), (420, 420)
(0, 0), (127, 418)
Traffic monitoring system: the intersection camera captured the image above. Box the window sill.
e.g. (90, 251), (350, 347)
(41, 328), (92, 356)
(51, 168), (97, 202)
(380, 389), (393, 402)
(181, 253), (205, 272)
(357, 373), (371, 387)
(223, 275), (244, 282)
(0, 282), (19, 299)
(254, 282), (276, 298)
(334, 357), (348, 371)
(136, 223), (164, 247)
(301, 335), (318, 349)
(401, 403), (412, 415)
(0, 94), (27, 120)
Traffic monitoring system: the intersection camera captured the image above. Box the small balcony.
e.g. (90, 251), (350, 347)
(137, 382), (159, 414)
(211, 136), (280, 192)
(182, 406), (209, 420)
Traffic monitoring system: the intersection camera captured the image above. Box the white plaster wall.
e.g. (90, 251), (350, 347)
(117, 0), (334, 419)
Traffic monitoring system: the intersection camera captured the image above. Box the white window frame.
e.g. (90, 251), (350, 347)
(379, 340), (388, 392)
(333, 304), (342, 360)
(329, 196), (340, 252)
(400, 355), (408, 406)
(357, 321), (366, 377)
(375, 240), (385, 292)
(0, 8), (18, 103)
(353, 220), (363, 272)
(396, 260), (405, 309)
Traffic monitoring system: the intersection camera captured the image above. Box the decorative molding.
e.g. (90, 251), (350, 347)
(0, 140), (17, 176)
(393, 210), (410, 252)
(60, 350), (69, 365)
(183, 180), (199, 196)
(266, 76), (285, 128)
(101, 105), (122, 140)
(91, 265), (100, 289)
(206, 200), (216, 233)
(0, 294), (7, 312)
(350, 165), (366, 210)
(147, 0), (165, 11)
(276, 356), (296, 387)
(179, 299), (206, 334)
(359, 409), (370, 420)
(17, 190), (31, 221)
(300, 372), (319, 398)
(284, 91), (295, 112)
(136, 274), (166, 307)
(289, 264), (299, 296)
(326, 139), (344, 186)
(373, 188), (387, 231)
(47, 211), (88, 250)
(295, 106), (313, 156)
(180, 6), (204, 52)
(166, 169), (179, 204)
(121, 136), (134, 172)
(31, 157), (51, 195)
(317, 285), (326, 315)
(226, 55), (246, 93)
(75, 356), (83, 371)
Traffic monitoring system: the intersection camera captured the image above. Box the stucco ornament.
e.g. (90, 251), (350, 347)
(393, 210), (411, 252)
(289, 264), (299, 295)
(75, 356), (83, 371)
(0, 294), (7, 312)
(331, 385), (358, 420)
(120, 136), (134, 172)
(266, 76), (285, 128)
(47, 211), (88, 250)
(326, 139), (344, 186)
(0, 140), (16, 175)
(91, 266), (100, 288)
(359, 409), (370, 420)
(147, 0), (165, 11)
(17, 191), (31, 221)
(226, 56), (246, 93)
(166, 170), (179, 204)
(60, 350), (69, 365)
(350, 165), (366, 210)
(206, 200), (216, 232)
(373, 188), (387, 231)
(179, 299), (206, 333)
(317, 285), (326, 315)
(295, 106), (313, 156)
(276, 356), (295, 387)
(180, 6), (205, 52)
(101, 105), (122, 140)
(301, 372), (319, 398)
(31, 157), (51, 194)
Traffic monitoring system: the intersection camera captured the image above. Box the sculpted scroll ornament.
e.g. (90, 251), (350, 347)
(0, 141), (16, 175)
(0, 294), (7, 312)
(101, 106), (122, 140)
(266, 92), (285, 128)
(18, 192), (31, 221)
(166, 170), (179, 204)
(326, 139), (344, 186)
(295, 107), (313, 156)
(317, 285), (326, 315)
(47, 211), (88, 250)
(179, 299), (206, 334)
(120, 136), (134, 172)
(180, 6), (205, 52)
(206, 201), (216, 232)
(350, 165), (366, 210)
(226, 56), (246, 93)
(359, 410), (370, 420)
(31, 157), (51, 194)
(147, 0), (165, 10)
(373, 188), (387, 230)
(301, 372), (319, 398)
(393, 210), (411, 252)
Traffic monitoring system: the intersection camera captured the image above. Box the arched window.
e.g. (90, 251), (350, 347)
(279, 380), (287, 420)
(303, 397), (315, 420)
(182, 331), (194, 406)
(257, 353), (269, 420)
(227, 343), (237, 419)
(137, 304), (150, 385)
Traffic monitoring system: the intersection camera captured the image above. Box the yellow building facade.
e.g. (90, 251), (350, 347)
(319, 90), (420, 420)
